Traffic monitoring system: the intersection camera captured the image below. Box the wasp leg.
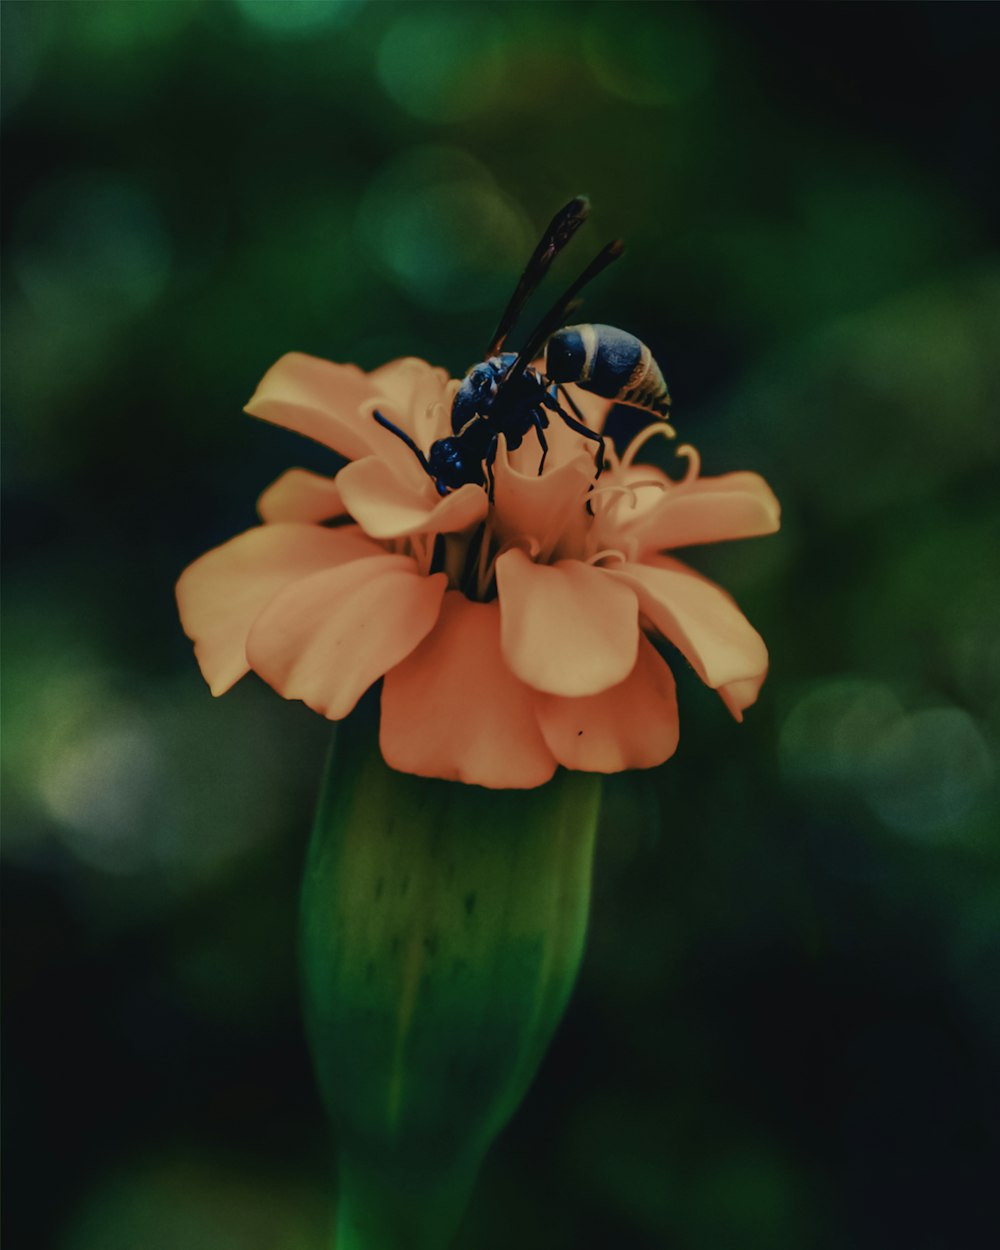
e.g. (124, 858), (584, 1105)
(555, 383), (586, 425)
(542, 389), (606, 477)
(372, 409), (434, 478)
(530, 409), (549, 477)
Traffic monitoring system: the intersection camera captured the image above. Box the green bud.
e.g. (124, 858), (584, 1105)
(300, 712), (602, 1249)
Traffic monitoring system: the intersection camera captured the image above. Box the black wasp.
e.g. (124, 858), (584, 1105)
(373, 196), (671, 499)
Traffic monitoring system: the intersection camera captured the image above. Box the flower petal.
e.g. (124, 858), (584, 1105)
(625, 471), (781, 554)
(495, 548), (639, 697)
(337, 455), (488, 539)
(246, 556), (446, 720)
(257, 468), (346, 524)
(176, 523), (383, 696)
(244, 352), (380, 461)
(369, 357), (451, 427)
(534, 636), (679, 772)
(491, 437), (594, 556)
(381, 593), (557, 789)
(608, 555), (768, 693)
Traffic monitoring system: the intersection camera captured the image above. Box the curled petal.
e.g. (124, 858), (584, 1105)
(608, 556), (768, 694)
(625, 471), (781, 555)
(491, 437), (593, 555)
(244, 352), (380, 461)
(337, 455), (487, 539)
(534, 636), (679, 772)
(246, 556), (446, 720)
(718, 672), (767, 722)
(604, 463), (673, 519)
(257, 468), (346, 524)
(176, 523), (383, 696)
(588, 463), (673, 550)
(381, 593), (557, 789)
(495, 548), (639, 697)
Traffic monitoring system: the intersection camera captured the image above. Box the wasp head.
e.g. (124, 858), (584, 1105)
(452, 359), (506, 432)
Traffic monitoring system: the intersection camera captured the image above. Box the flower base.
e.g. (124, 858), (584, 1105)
(300, 707), (602, 1249)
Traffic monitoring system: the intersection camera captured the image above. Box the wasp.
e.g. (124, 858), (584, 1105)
(374, 196), (671, 498)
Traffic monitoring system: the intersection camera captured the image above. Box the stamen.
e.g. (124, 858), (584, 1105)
(428, 534), (446, 577)
(420, 534), (435, 578)
(477, 541), (509, 601)
(620, 421), (676, 471)
(586, 548), (627, 567)
(590, 483), (638, 509)
(474, 516), (496, 600)
(443, 534), (467, 587)
(674, 442), (701, 485)
(408, 533), (432, 577)
(624, 477), (670, 504)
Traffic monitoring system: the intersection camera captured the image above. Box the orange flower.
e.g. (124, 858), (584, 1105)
(176, 352), (779, 788)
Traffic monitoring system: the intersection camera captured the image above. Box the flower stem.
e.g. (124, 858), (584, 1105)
(331, 1150), (482, 1250)
(301, 708), (601, 1249)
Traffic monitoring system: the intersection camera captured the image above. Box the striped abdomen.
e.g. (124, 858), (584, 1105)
(545, 323), (671, 419)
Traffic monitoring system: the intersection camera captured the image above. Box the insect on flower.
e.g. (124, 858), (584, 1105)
(373, 196), (671, 499)
(176, 193), (780, 789)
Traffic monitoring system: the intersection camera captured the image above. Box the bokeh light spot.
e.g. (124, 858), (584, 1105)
(377, 9), (506, 122)
(39, 714), (168, 876)
(60, 1152), (326, 1250)
(232, 0), (362, 36)
(584, 7), (715, 108)
(779, 677), (904, 791)
(67, 0), (198, 52)
(11, 172), (171, 322)
(949, 585), (1000, 717)
(864, 707), (995, 840)
(0, 0), (57, 118)
(361, 147), (532, 313)
(1, 603), (316, 888)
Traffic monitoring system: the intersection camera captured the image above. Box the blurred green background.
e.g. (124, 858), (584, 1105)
(3, 2), (999, 1247)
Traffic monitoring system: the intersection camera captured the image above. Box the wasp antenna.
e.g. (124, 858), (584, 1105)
(372, 409), (432, 476)
(485, 196), (591, 357)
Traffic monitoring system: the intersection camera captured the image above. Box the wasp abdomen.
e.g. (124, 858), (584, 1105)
(546, 324), (671, 419)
